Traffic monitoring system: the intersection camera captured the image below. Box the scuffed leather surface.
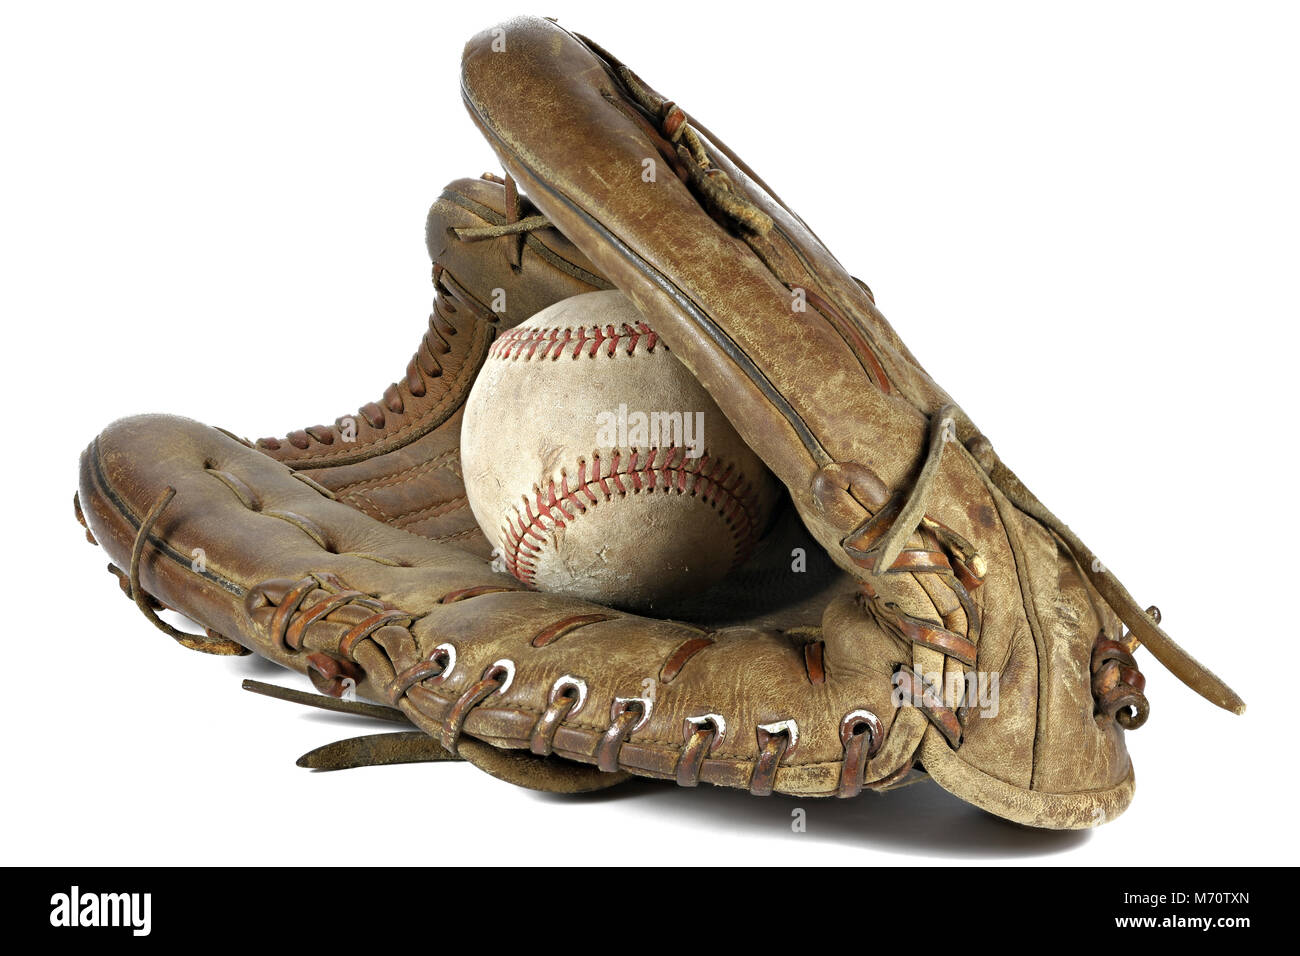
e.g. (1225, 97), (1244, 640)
(69, 20), (1182, 829)
(459, 16), (1139, 824)
(80, 414), (913, 797)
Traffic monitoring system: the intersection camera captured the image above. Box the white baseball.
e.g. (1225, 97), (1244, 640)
(461, 290), (779, 611)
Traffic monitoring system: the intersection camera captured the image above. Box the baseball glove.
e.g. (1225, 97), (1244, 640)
(74, 16), (1242, 829)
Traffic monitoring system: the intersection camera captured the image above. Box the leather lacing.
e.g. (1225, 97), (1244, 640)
(1092, 611), (1157, 730)
(581, 35), (772, 236)
(843, 404), (1224, 723)
(254, 269), (477, 451)
(232, 565), (885, 791)
(119, 482), (886, 790)
(451, 173), (550, 267)
(255, 175), (547, 454)
(123, 486), (249, 656)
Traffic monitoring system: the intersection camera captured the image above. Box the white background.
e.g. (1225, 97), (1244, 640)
(2, 1), (1295, 865)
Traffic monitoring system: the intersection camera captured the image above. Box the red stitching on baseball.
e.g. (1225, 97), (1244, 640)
(490, 322), (662, 361)
(500, 447), (764, 587)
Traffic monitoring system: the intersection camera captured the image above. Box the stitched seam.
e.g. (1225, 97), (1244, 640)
(343, 495), (398, 525)
(500, 448), (762, 586)
(489, 322), (660, 361)
(429, 526), (486, 542)
(392, 496), (469, 528)
(331, 450), (461, 496)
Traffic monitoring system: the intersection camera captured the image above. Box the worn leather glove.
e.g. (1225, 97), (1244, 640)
(74, 16), (1242, 830)
(455, 16), (1243, 821)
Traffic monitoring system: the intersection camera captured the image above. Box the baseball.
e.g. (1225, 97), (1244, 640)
(461, 290), (779, 611)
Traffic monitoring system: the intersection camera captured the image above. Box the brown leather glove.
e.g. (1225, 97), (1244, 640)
(453, 16), (1242, 822)
(74, 16), (1242, 830)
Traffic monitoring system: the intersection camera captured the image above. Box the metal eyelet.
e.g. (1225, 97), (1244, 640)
(487, 658), (516, 695)
(597, 695), (653, 772)
(840, 709), (883, 752)
(676, 712), (727, 787)
(683, 713), (727, 753)
(610, 695), (652, 733)
(439, 658), (516, 756)
(548, 675), (588, 717)
(838, 708), (884, 799)
(750, 718), (800, 796)
(757, 718), (799, 758)
(427, 642), (457, 683)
